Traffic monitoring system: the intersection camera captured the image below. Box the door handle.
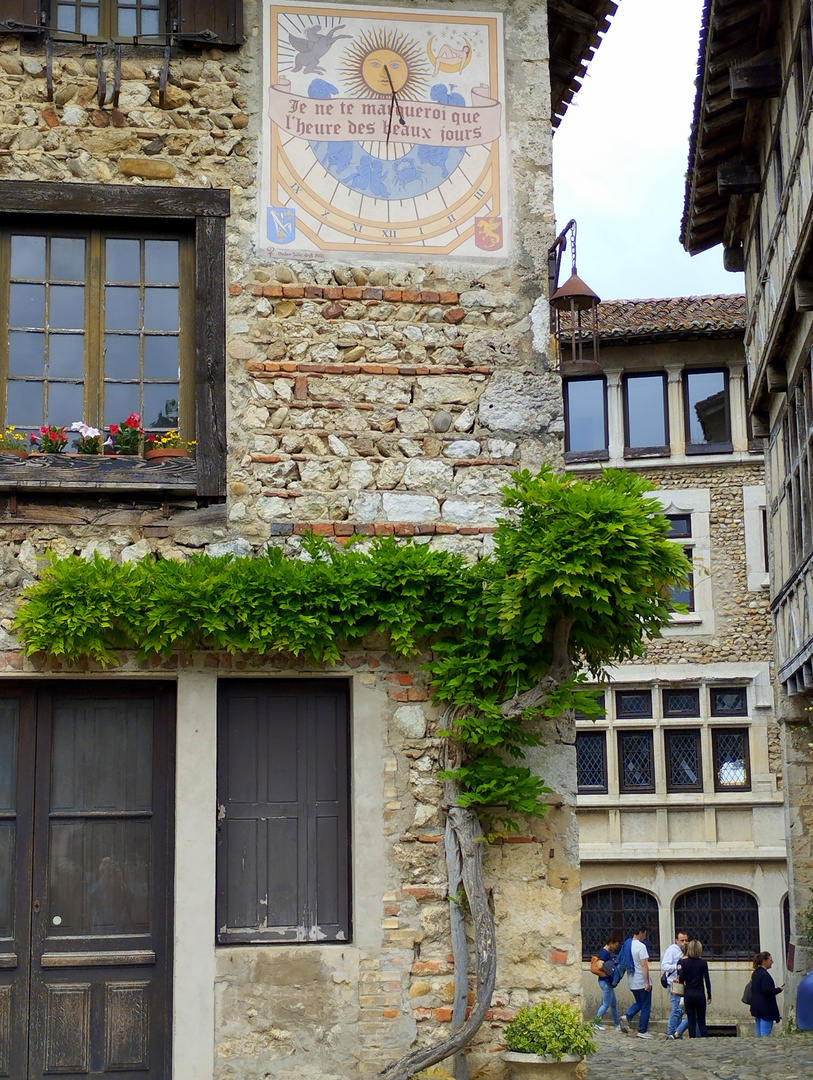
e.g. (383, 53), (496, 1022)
(33, 899), (41, 913)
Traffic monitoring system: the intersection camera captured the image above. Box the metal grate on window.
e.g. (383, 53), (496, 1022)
(615, 689), (652, 718)
(673, 887), (759, 960)
(576, 732), (607, 792)
(710, 686), (747, 716)
(618, 730), (654, 792)
(665, 729), (702, 791)
(581, 887), (660, 960)
(663, 688), (700, 716)
(713, 728), (750, 790)
(574, 692), (605, 721)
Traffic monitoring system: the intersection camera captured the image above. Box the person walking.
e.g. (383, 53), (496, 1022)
(594, 933), (622, 1031)
(677, 939), (712, 1038)
(662, 929), (689, 1039)
(750, 951), (783, 1036)
(620, 927), (653, 1038)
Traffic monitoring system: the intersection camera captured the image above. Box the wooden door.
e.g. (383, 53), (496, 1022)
(0, 684), (174, 1079)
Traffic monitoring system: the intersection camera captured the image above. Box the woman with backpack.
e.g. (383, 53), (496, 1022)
(749, 952), (783, 1036)
(593, 934), (622, 1031)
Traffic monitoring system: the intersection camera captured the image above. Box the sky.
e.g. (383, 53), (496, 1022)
(552, 0), (742, 302)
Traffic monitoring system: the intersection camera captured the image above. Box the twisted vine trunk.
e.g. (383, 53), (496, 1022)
(377, 802), (496, 1080)
(377, 617), (575, 1080)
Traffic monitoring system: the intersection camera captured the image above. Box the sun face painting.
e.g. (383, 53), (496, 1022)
(262, 3), (507, 258)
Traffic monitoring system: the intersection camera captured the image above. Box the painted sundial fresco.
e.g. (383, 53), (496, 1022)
(262, 3), (507, 258)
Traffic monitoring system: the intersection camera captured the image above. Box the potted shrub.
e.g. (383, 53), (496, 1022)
(0, 426), (29, 458)
(145, 429), (195, 461)
(503, 999), (596, 1080)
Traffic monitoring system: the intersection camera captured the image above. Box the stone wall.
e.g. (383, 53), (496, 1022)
(0, 1), (579, 1075)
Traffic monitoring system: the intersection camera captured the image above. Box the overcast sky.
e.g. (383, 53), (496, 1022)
(552, 0), (742, 302)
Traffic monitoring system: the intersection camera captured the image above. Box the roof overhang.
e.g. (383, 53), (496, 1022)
(681, 0), (778, 257)
(548, 0), (618, 128)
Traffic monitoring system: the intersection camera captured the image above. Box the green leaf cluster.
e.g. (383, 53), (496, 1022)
(13, 469), (689, 822)
(503, 999), (598, 1059)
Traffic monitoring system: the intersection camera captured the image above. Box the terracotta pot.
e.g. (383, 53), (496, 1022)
(145, 448), (192, 461)
(0, 449), (28, 459)
(503, 1052), (587, 1080)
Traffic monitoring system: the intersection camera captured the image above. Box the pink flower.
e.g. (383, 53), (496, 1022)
(110, 424), (120, 435)
(125, 413), (142, 428)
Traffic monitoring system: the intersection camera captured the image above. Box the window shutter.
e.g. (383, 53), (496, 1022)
(176, 0), (243, 46)
(0, 0), (42, 34)
(217, 681), (350, 944)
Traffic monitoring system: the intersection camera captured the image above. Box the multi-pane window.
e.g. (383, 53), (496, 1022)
(663, 688), (700, 717)
(782, 357), (813, 568)
(665, 729), (702, 792)
(54, 0), (163, 38)
(581, 887), (660, 960)
(667, 514), (694, 611)
(576, 732), (607, 793)
(563, 377), (608, 457)
(673, 887), (759, 960)
(710, 686), (747, 716)
(684, 369), (732, 453)
(712, 728), (750, 790)
(1, 225), (192, 441)
(618, 730), (654, 792)
(615, 689), (652, 718)
(623, 372), (668, 455)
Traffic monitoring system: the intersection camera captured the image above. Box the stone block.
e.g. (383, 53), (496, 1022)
(382, 493), (440, 523)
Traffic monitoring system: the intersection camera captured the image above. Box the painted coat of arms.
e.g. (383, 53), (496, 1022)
(262, 3), (507, 257)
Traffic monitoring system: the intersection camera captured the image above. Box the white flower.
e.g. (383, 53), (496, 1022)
(70, 422), (101, 439)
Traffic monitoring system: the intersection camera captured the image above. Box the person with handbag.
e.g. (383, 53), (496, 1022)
(750, 951), (783, 1036)
(592, 934), (622, 1030)
(662, 930), (690, 1040)
(676, 939), (712, 1037)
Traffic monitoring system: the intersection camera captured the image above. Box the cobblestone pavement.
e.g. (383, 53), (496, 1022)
(588, 1026), (813, 1079)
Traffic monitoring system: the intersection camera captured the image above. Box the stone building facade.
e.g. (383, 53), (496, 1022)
(681, 0), (813, 1013)
(0, 1), (617, 1077)
(562, 296), (788, 1025)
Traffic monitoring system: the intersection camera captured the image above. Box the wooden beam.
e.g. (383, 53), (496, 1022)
(718, 163), (761, 194)
(794, 277), (813, 311)
(547, 0), (598, 35)
(730, 54), (782, 100)
(711, 1), (763, 35)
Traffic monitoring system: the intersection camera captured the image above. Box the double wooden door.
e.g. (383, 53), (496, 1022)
(0, 684), (174, 1079)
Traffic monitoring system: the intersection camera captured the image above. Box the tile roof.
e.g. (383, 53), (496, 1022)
(596, 294), (746, 341)
(548, 1), (619, 128)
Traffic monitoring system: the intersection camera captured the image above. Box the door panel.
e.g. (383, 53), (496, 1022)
(0, 684), (174, 1080)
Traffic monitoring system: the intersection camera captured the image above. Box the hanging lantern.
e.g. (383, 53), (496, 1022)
(548, 220), (601, 370)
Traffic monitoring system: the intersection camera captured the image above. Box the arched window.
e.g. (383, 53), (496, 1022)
(673, 887), (759, 960)
(581, 887), (660, 960)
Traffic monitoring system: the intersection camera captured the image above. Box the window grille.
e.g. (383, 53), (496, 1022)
(615, 689), (652, 718)
(618, 730), (654, 792)
(712, 728), (750, 790)
(673, 887), (759, 960)
(581, 887), (660, 960)
(576, 732), (607, 792)
(665, 729), (702, 792)
(662, 688), (700, 717)
(710, 686), (747, 716)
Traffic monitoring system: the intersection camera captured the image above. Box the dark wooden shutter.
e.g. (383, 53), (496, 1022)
(176, 0), (243, 46)
(0, 0), (42, 33)
(217, 681), (350, 944)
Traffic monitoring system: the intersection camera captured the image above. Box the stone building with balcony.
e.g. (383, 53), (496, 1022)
(562, 295), (788, 1024)
(682, 0), (813, 1008)
(0, 1), (618, 1077)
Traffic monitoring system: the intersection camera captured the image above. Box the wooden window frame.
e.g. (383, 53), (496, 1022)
(1, 0), (244, 45)
(664, 727), (703, 793)
(575, 731), (608, 794)
(709, 685), (748, 717)
(563, 375), (609, 462)
(0, 181), (228, 500)
(683, 367), (733, 455)
(617, 729), (655, 794)
(711, 726), (751, 792)
(622, 371), (670, 459)
(615, 688), (653, 719)
(662, 687), (700, 717)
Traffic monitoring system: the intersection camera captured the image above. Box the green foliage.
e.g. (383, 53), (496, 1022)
(503, 1000), (597, 1059)
(14, 469), (687, 824)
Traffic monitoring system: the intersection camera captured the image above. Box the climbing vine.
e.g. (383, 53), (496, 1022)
(14, 467), (688, 825)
